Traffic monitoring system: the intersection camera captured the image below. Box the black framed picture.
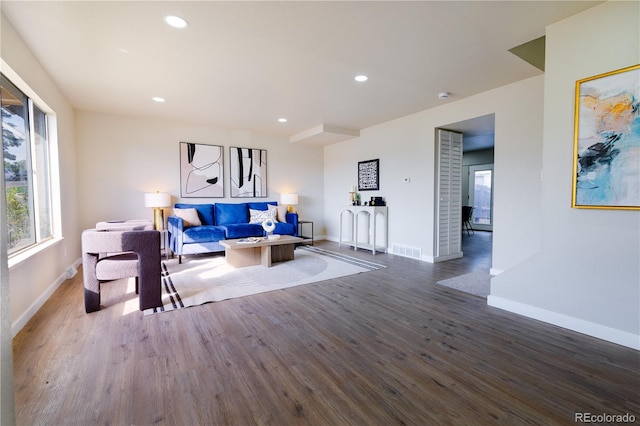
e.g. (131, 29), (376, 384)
(229, 146), (268, 197)
(179, 142), (224, 198)
(358, 159), (379, 191)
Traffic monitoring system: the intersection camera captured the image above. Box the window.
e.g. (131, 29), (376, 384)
(1, 73), (53, 256)
(468, 164), (494, 231)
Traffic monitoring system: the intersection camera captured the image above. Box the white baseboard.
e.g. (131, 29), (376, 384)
(12, 257), (82, 338)
(489, 268), (504, 275)
(429, 252), (463, 263)
(487, 295), (640, 350)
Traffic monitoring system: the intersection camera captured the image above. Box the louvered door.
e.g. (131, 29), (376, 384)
(435, 129), (463, 260)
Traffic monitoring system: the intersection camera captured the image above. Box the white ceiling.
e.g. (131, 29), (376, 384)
(2, 1), (599, 145)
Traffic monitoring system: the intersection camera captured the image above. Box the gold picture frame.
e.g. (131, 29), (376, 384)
(571, 64), (640, 210)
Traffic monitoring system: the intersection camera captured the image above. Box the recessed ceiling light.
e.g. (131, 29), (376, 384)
(164, 15), (189, 29)
(278, 118), (288, 123)
(152, 97), (166, 103)
(354, 75), (368, 82)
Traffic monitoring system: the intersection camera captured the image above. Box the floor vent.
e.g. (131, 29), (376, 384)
(66, 266), (78, 279)
(390, 244), (422, 260)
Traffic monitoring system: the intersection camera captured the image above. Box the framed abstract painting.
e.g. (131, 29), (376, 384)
(358, 159), (379, 191)
(229, 147), (267, 197)
(572, 64), (640, 210)
(180, 142), (224, 198)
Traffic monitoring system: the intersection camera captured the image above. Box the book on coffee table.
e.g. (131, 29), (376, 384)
(237, 237), (263, 244)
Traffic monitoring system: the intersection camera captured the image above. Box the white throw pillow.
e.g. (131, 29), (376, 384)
(173, 208), (202, 227)
(269, 204), (287, 223)
(249, 208), (277, 224)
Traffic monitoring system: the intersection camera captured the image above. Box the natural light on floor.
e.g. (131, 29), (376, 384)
(198, 262), (235, 279)
(121, 278), (140, 316)
(167, 258), (237, 281)
(119, 260), (238, 315)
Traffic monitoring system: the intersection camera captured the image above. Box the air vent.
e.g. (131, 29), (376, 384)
(66, 266), (77, 279)
(390, 244), (422, 260)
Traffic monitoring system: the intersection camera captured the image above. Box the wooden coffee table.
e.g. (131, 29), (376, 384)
(219, 235), (303, 268)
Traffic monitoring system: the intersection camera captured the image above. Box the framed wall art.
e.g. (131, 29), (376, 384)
(572, 64), (640, 210)
(229, 147), (267, 197)
(358, 159), (379, 191)
(180, 142), (224, 198)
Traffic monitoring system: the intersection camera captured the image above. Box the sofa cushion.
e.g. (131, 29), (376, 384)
(174, 203), (215, 226)
(247, 201), (277, 211)
(249, 208), (277, 224)
(273, 222), (295, 235)
(173, 208), (202, 227)
(182, 226), (226, 244)
(215, 203), (249, 226)
(221, 223), (263, 239)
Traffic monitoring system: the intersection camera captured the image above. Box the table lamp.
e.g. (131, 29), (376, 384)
(281, 193), (298, 213)
(144, 191), (171, 230)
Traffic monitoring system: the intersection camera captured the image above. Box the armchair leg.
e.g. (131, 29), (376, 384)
(84, 288), (101, 313)
(179, 255), (182, 264)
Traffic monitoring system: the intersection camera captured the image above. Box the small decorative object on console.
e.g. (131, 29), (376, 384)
(349, 185), (356, 205)
(370, 196), (386, 206)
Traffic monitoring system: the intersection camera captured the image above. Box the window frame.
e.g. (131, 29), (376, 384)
(1, 60), (61, 268)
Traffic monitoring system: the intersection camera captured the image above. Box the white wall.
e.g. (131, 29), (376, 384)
(2, 15), (80, 332)
(75, 111), (325, 234)
(324, 75), (543, 270)
(489, 1), (640, 349)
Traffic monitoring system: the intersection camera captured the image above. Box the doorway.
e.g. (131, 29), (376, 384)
(468, 164), (494, 232)
(436, 114), (495, 268)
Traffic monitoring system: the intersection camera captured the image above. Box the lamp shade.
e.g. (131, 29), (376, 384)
(144, 192), (171, 208)
(281, 193), (298, 206)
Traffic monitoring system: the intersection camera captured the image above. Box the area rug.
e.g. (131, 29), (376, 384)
(436, 272), (493, 297)
(145, 246), (386, 314)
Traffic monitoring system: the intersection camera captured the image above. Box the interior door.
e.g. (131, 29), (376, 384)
(435, 129), (463, 260)
(468, 164), (494, 231)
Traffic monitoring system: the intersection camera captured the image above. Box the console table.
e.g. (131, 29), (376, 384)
(339, 205), (388, 254)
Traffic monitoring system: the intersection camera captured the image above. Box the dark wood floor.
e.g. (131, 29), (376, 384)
(12, 235), (639, 425)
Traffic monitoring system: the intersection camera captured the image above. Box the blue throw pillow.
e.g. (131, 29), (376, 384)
(215, 203), (249, 225)
(247, 201), (277, 211)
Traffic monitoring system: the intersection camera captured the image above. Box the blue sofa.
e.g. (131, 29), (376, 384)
(167, 201), (298, 263)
